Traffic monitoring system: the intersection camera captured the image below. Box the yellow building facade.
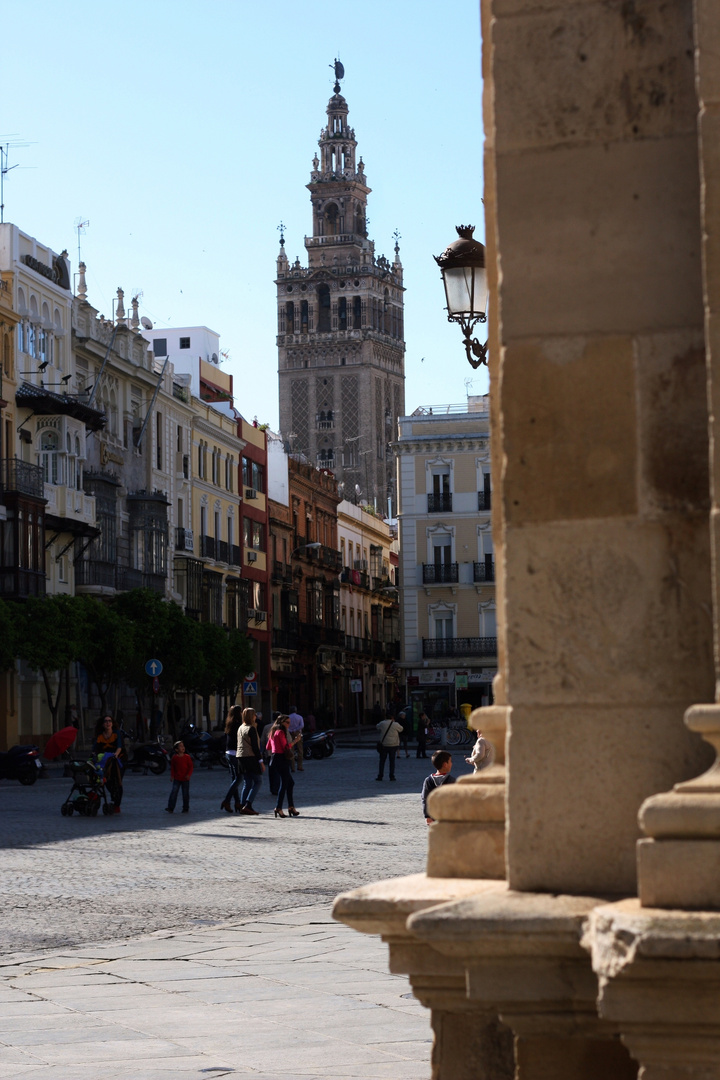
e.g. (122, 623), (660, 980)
(396, 398), (495, 717)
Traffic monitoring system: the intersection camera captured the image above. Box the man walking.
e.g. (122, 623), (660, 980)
(375, 714), (404, 782)
(288, 705), (304, 771)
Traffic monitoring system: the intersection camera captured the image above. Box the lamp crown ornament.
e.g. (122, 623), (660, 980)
(435, 223), (489, 369)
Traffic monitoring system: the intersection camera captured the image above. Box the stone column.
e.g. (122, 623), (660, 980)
(409, 888), (637, 1080)
(587, 900), (720, 1080)
(489, 0), (713, 900)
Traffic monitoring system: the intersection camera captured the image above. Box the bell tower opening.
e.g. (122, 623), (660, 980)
(317, 283), (331, 332)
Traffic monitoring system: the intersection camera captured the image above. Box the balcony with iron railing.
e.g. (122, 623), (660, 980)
(428, 492), (452, 513)
(422, 637), (497, 659)
(175, 527), (194, 553)
(299, 623), (346, 648)
(319, 545), (342, 573)
(422, 563), (459, 584)
(473, 561), (495, 583)
(216, 539), (229, 564)
(231, 544), (243, 567)
(342, 566), (370, 590)
(1, 458), (45, 499)
(272, 561), (294, 585)
(200, 535), (215, 559)
(76, 563), (167, 594)
(478, 490), (492, 511)
(345, 634), (373, 656)
(272, 627), (300, 651)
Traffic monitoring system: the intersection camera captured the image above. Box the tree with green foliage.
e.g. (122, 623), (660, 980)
(74, 596), (135, 716)
(112, 590), (208, 734)
(12, 595), (82, 732)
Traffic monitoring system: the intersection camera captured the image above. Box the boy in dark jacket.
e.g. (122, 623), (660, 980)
(165, 740), (194, 813)
(421, 750), (456, 824)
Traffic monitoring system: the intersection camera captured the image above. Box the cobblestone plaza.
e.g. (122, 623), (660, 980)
(0, 749), (436, 1078)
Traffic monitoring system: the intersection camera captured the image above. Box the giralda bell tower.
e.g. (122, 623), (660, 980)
(277, 62), (405, 511)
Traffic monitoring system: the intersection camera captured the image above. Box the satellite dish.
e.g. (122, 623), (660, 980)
(141, 316), (153, 330)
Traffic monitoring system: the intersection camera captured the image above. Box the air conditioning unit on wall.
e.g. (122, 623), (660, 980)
(245, 487), (257, 500)
(247, 551), (257, 563)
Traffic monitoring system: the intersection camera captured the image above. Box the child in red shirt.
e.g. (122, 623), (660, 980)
(165, 740), (194, 814)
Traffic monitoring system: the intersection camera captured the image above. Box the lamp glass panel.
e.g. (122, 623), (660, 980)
(443, 265), (488, 318)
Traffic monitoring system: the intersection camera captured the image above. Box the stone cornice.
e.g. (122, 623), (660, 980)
(395, 436), (489, 455)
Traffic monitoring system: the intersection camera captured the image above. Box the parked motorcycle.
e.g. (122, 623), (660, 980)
(303, 730), (336, 760)
(118, 730), (169, 775)
(180, 723), (229, 769)
(0, 744), (44, 785)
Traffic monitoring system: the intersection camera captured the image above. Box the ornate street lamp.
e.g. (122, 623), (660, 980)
(434, 225), (488, 369)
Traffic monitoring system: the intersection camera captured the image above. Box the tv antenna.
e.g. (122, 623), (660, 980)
(0, 137), (28, 224)
(74, 218), (89, 264)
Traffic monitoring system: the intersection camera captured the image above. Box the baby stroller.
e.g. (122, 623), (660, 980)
(60, 759), (114, 817)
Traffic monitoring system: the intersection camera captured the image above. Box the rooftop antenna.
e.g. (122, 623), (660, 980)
(0, 139), (22, 224)
(74, 217), (89, 264)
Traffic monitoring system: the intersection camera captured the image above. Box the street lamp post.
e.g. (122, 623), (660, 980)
(434, 224), (488, 369)
(291, 541), (322, 559)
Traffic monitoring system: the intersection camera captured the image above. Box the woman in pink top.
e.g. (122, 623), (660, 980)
(267, 715), (301, 817)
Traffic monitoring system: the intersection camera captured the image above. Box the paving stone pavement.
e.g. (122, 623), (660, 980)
(0, 908), (432, 1079)
(0, 747), (449, 1078)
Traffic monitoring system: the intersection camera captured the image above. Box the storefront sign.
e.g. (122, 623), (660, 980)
(22, 253), (71, 290)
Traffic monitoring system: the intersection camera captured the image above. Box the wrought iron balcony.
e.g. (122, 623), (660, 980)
(341, 566), (370, 589)
(428, 492), (452, 513)
(272, 561), (294, 585)
(216, 540), (229, 564)
(422, 563), (459, 584)
(473, 561), (495, 583)
(299, 623), (346, 648)
(422, 637), (497, 658)
(76, 561), (116, 589)
(1, 458), (45, 499)
(319, 545), (342, 573)
(230, 544), (243, 567)
(272, 627), (300, 651)
(175, 527), (194, 553)
(478, 490), (492, 511)
(200, 535), (215, 559)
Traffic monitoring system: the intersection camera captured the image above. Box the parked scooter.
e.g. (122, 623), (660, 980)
(118, 730), (169, 775)
(180, 723), (228, 769)
(0, 744), (44, 785)
(303, 730), (336, 760)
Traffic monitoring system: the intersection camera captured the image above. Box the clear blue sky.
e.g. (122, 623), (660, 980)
(3, 0), (485, 427)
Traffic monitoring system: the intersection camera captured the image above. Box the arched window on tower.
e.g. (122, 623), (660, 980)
(355, 207), (363, 236)
(353, 296), (362, 330)
(300, 300), (309, 332)
(383, 289), (390, 335)
(338, 297), (347, 331)
(317, 284), (331, 332)
(324, 203), (339, 236)
(286, 301), (295, 333)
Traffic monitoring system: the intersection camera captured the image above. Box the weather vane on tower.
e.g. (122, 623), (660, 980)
(330, 58), (344, 94)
